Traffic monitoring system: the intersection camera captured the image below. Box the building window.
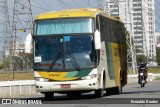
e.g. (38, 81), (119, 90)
(137, 45), (143, 49)
(110, 5), (113, 8)
(111, 9), (119, 12)
(110, 14), (119, 16)
(134, 36), (142, 39)
(134, 31), (143, 34)
(135, 40), (143, 43)
(133, 4), (141, 7)
(134, 22), (142, 25)
(133, 13), (142, 16)
(133, 17), (142, 20)
(133, 8), (141, 11)
(134, 27), (142, 30)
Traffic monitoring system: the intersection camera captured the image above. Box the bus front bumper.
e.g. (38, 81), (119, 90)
(35, 78), (98, 93)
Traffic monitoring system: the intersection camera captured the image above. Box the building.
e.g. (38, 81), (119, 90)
(106, 0), (156, 60)
(5, 41), (24, 57)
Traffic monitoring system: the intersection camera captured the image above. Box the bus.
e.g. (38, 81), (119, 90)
(33, 8), (127, 100)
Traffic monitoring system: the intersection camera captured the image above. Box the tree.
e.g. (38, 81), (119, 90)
(136, 54), (147, 65)
(156, 47), (160, 64)
(0, 56), (10, 70)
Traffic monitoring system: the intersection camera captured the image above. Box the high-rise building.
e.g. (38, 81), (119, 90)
(106, 0), (156, 60)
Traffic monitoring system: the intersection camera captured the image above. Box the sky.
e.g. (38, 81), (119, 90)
(155, 0), (160, 31)
(0, 0), (104, 53)
(31, 0), (100, 14)
(0, 0), (160, 53)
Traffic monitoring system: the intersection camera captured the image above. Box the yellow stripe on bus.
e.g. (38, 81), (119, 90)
(38, 72), (78, 81)
(111, 43), (121, 86)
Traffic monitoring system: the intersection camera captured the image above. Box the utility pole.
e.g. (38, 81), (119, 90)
(0, 0), (12, 72)
(97, 0), (103, 10)
(140, 1), (149, 60)
(104, 0), (109, 13)
(126, 0), (137, 74)
(12, 0), (33, 79)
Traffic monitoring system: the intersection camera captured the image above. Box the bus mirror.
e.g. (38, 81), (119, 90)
(94, 30), (101, 49)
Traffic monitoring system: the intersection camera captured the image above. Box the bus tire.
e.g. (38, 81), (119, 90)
(95, 89), (103, 98)
(116, 80), (122, 94)
(106, 88), (112, 95)
(44, 92), (54, 101)
(95, 77), (105, 98)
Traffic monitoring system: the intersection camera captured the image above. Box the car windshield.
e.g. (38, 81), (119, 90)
(34, 35), (96, 70)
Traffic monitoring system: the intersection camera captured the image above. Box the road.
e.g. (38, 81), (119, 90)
(0, 80), (160, 107)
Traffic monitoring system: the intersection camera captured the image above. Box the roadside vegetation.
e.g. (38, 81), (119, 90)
(148, 67), (160, 73)
(127, 66), (160, 74)
(0, 72), (34, 81)
(155, 78), (160, 80)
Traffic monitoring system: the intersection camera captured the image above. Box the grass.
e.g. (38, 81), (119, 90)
(0, 72), (34, 81)
(155, 78), (160, 80)
(148, 67), (160, 73)
(128, 67), (160, 74)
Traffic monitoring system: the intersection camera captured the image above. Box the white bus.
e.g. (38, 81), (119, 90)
(33, 8), (127, 100)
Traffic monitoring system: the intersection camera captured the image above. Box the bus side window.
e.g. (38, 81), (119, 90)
(96, 15), (100, 31)
(99, 15), (104, 41)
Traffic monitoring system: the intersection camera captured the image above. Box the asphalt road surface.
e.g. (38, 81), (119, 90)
(0, 80), (160, 107)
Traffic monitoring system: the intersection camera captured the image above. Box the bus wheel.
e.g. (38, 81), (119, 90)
(106, 88), (112, 96)
(116, 80), (122, 94)
(95, 80), (105, 97)
(44, 92), (54, 101)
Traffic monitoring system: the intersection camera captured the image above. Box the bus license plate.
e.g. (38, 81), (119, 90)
(60, 84), (71, 88)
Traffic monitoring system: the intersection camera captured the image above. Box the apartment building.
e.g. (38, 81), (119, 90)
(107, 0), (156, 60)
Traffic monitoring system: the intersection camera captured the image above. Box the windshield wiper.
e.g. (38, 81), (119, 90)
(66, 48), (81, 71)
(48, 43), (63, 72)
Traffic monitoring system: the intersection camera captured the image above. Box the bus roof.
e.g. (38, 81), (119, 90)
(35, 8), (122, 22)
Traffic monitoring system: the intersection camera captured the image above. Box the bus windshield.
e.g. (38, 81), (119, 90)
(34, 35), (96, 70)
(34, 18), (94, 35)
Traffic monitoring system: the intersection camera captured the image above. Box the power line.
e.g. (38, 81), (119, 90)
(59, 0), (75, 9)
(72, 0), (82, 8)
(32, 0), (50, 11)
(58, 0), (70, 9)
(40, 0), (52, 11)
(83, 0), (96, 7)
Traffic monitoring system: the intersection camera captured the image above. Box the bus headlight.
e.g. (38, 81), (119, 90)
(81, 74), (97, 80)
(35, 77), (49, 82)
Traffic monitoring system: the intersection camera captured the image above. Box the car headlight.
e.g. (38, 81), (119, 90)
(35, 77), (49, 82)
(81, 74), (97, 80)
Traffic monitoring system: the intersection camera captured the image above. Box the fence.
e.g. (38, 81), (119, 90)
(0, 80), (39, 98)
(127, 73), (160, 83)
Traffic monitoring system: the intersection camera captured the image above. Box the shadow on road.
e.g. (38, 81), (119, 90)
(23, 93), (100, 102)
(123, 90), (160, 95)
